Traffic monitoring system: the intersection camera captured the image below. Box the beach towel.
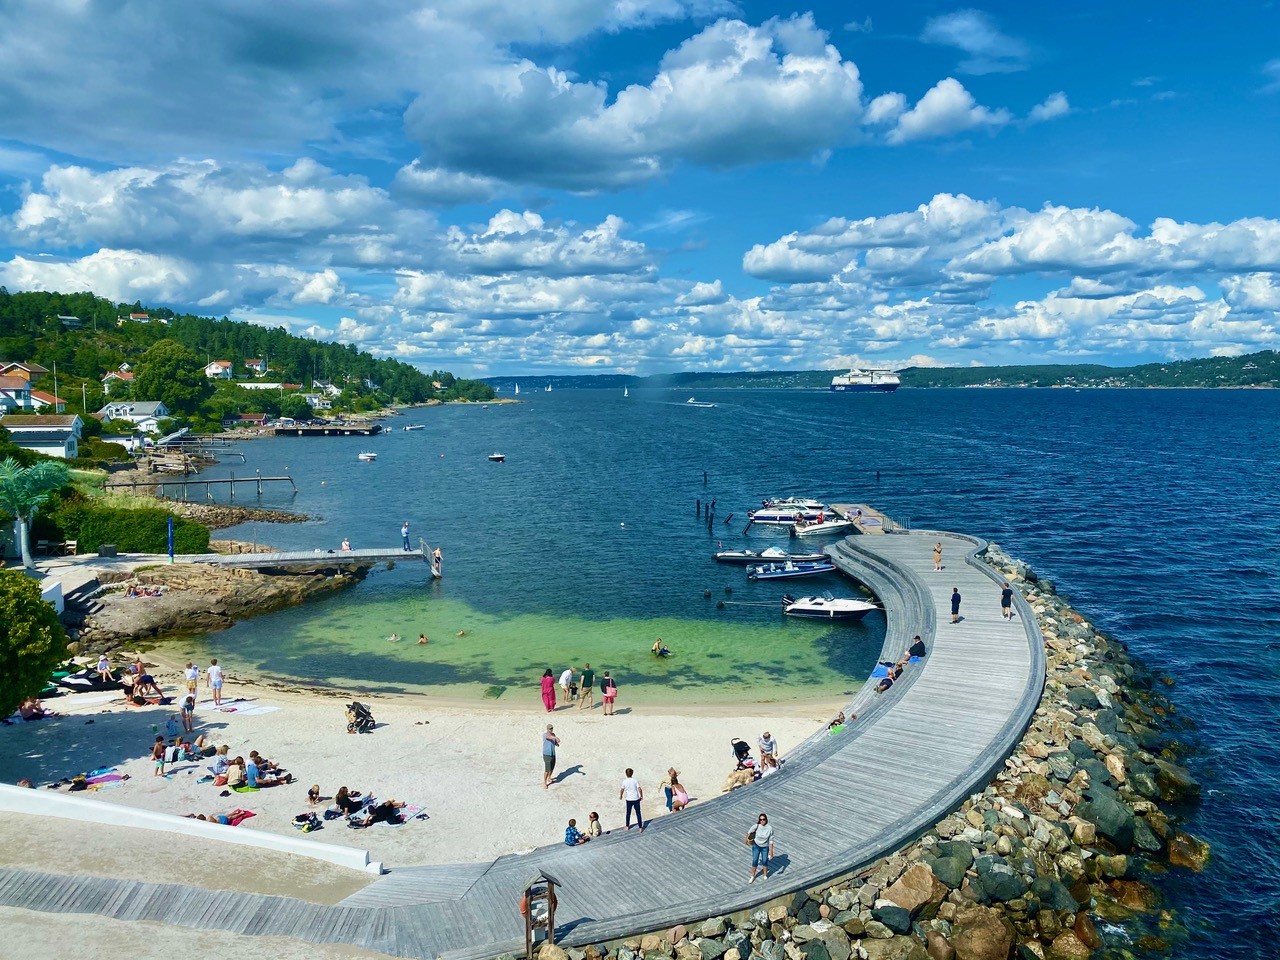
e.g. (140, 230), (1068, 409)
(88, 780), (125, 792)
(232, 784), (260, 793)
(229, 705), (279, 717)
(227, 809), (256, 826)
(401, 804), (429, 821)
(870, 664), (890, 679)
(86, 773), (123, 785)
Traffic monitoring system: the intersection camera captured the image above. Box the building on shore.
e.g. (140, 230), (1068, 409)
(0, 414), (83, 458)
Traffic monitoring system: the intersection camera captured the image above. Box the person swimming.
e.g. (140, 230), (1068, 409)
(651, 638), (671, 657)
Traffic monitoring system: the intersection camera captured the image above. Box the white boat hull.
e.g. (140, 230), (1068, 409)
(782, 595), (877, 620)
(791, 519), (856, 537)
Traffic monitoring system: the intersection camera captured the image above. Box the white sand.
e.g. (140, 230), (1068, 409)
(0, 674), (843, 868)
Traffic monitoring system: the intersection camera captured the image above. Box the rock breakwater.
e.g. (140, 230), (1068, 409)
(531, 544), (1203, 960)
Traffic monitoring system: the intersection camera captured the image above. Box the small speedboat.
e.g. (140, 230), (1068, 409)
(686, 397), (717, 408)
(403, 424), (424, 431)
(782, 592), (878, 620)
(791, 518), (856, 537)
(749, 506), (828, 525)
(748, 559), (837, 581)
(357, 451), (378, 462)
(714, 547), (827, 564)
(761, 497), (827, 510)
(488, 452), (506, 462)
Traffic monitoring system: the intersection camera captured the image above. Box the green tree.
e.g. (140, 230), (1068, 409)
(0, 570), (67, 717)
(279, 393), (311, 421)
(133, 340), (212, 416)
(0, 458), (71, 569)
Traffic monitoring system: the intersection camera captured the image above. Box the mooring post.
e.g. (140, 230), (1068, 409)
(257, 470), (262, 496)
(230, 472), (235, 501)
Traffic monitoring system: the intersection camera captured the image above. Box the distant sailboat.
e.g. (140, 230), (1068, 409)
(515, 383), (520, 395)
(624, 385), (629, 398)
(545, 384), (552, 392)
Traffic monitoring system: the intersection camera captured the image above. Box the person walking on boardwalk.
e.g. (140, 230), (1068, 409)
(950, 588), (962, 623)
(747, 813), (774, 883)
(542, 724), (560, 789)
(601, 671), (618, 715)
(206, 658), (224, 707)
(620, 767), (644, 831)
(401, 521), (411, 551)
(1000, 582), (1015, 620)
(578, 663), (596, 710)
(540, 669), (557, 712)
(932, 542), (943, 572)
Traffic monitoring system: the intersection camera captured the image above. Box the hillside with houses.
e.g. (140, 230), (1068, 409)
(0, 288), (493, 463)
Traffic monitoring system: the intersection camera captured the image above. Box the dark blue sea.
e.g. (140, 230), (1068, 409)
(191, 387), (1279, 958)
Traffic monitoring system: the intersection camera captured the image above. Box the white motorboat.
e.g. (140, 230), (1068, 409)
(748, 559), (837, 581)
(791, 517), (856, 537)
(686, 397), (717, 408)
(488, 452), (506, 462)
(714, 547), (827, 564)
(357, 451), (378, 461)
(761, 496), (828, 510)
(782, 593), (877, 620)
(402, 424), (424, 431)
(749, 504), (829, 525)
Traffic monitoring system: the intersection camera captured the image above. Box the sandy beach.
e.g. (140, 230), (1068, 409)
(0, 661), (846, 869)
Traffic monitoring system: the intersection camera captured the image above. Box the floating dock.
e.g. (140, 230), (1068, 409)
(829, 502), (895, 533)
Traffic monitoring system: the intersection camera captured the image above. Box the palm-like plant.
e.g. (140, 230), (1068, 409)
(0, 458), (71, 570)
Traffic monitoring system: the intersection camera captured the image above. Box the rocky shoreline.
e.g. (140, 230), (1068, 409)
(532, 545), (1204, 960)
(68, 562), (368, 649)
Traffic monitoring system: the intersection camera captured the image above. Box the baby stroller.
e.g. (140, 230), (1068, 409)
(346, 701), (375, 734)
(731, 737), (754, 770)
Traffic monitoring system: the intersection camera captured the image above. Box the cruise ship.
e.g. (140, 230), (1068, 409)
(830, 368), (900, 393)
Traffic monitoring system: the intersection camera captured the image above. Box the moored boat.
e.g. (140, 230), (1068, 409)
(749, 505), (828, 525)
(761, 496), (827, 510)
(357, 451), (377, 461)
(714, 547), (827, 564)
(782, 593), (877, 620)
(791, 517), (856, 537)
(402, 424), (425, 431)
(748, 559), (837, 581)
(488, 452), (506, 462)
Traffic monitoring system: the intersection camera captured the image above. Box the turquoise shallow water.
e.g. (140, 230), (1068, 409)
(184, 387), (1280, 957)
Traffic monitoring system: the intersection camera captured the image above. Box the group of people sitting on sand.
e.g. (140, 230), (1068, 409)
(563, 811), (605, 845)
(323, 785), (407, 828)
(203, 744), (293, 790)
(874, 635), (928, 694)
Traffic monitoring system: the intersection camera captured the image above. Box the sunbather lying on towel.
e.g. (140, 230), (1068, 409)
(348, 799), (406, 828)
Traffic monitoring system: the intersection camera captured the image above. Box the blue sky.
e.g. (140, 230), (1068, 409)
(0, 1), (1277, 375)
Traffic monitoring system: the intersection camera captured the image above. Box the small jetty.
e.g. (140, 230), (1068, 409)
(105, 472), (298, 500)
(274, 423), (382, 437)
(829, 502), (895, 534)
(193, 545), (428, 570)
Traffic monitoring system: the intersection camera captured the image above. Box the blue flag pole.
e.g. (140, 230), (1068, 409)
(167, 516), (175, 563)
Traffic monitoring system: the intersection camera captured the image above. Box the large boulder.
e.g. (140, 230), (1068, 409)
(539, 946), (570, 960)
(1029, 877), (1080, 914)
(926, 931), (956, 960)
(951, 904), (1015, 960)
(925, 856), (970, 890)
(872, 904), (913, 936)
(1152, 760), (1200, 802)
(800, 940), (830, 960)
(1045, 931), (1092, 960)
(884, 864), (949, 918)
(1167, 831), (1210, 872)
(1075, 793), (1135, 851)
(976, 865), (1028, 904)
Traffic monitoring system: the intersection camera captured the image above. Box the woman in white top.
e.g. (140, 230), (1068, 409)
(748, 813), (775, 883)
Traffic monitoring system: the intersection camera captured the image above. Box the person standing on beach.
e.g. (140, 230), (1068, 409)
(579, 663), (595, 710)
(184, 662), (199, 699)
(540, 669), (557, 712)
(950, 588), (962, 624)
(152, 735), (166, 777)
(758, 731), (778, 764)
(542, 725), (560, 789)
(747, 813), (774, 883)
(661, 767), (678, 811)
(401, 521), (411, 551)
(206, 659), (224, 707)
(932, 542), (943, 572)
(1000, 582), (1014, 620)
(620, 768), (644, 831)
(601, 672), (618, 715)
(558, 667), (573, 700)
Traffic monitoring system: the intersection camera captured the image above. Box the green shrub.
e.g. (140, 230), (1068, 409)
(0, 570), (68, 716)
(50, 503), (210, 554)
(83, 438), (131, 462)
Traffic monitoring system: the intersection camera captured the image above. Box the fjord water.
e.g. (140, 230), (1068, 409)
(194, 388), (1277, 956)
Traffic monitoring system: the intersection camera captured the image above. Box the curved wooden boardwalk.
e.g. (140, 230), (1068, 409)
(0, 530), (1044, 959)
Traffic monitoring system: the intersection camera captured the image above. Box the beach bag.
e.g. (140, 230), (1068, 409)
(744, 827), (756, 846)
(293, 812), (321, 833)
(214, 774), (228, 786)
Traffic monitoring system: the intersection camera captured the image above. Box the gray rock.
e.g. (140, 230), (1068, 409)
(924, 856), (968, 890)
(800, 941), (830, 960)
(1029, 877), (1080, 913)
(1066, 739), (1094, 760)
(618, 950), (637, 960)
(698, 940), (727, 960)
(701, 919), (728, 938)
(871, 905), (912, 936)
(1076, 793), (1135, 852)
(1066, 687), (1100, 711)
(1046, 753), (1077, 781)
(863, 920), (894, 940)
(975, 864), (1028, 903)
(757, 942), (784, 960)
(935, 841), (974, 867)
(1133, 817), (1163, 853)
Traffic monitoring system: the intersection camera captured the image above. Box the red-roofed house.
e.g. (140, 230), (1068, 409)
(204, 360), (233, 380)
(29, 390), (66, 413)
(244, 358), (268, 376)
(102, 365), (135, 395)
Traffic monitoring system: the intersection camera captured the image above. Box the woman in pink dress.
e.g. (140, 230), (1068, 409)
(540, 669), (557, 712)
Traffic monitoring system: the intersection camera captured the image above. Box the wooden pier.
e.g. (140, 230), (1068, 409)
(0, 524), (1043, 959)
(191, 545), (427, 570)
(105, 471), (298, 500)
(274, 423), (382, 437)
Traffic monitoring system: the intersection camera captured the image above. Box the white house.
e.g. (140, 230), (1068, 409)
(96, 400), (171, 433)
(0, 414), (82, 459)
(0, 375), (32, 412)
(116, 312), (168, 326)
(29, 390), (66, 413)
(236, 381), (302, 392)
(101, 364), (135, 395)
(302, 393), (332, 410)
(312, 378), (342, 398)
(204, 360), (233, 380)
(244, 358), (268, 376)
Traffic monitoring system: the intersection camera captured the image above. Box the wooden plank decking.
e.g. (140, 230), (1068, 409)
(0, 528), (1044, 959)
(190, 546), (428, 569)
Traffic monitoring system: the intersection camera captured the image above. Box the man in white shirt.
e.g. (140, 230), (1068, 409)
(758, 732), (778, 762)
(619, 768), (644, 831)
(184, 662), (200, 698)
(206, 659), (224, 707)
(558, 668), (574, 699)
